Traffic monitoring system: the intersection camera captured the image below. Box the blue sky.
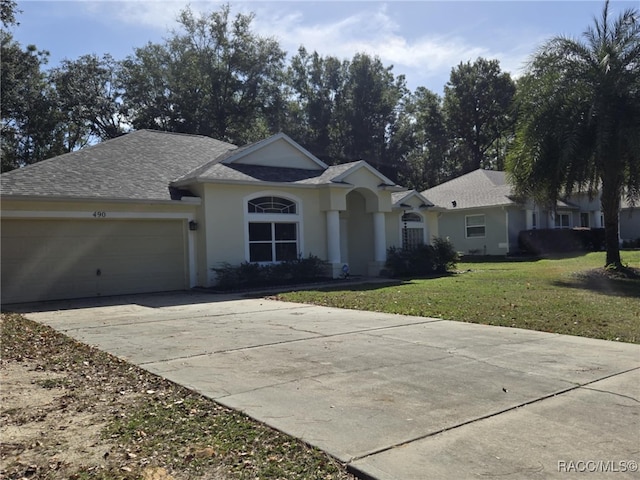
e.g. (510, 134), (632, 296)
(9, 1), (639, 94)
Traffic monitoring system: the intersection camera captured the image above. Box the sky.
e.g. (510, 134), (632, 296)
(8, 0), (639, 94)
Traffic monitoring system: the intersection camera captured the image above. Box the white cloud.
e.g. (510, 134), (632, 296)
(74, 1), (538, 92)
(250, 3), (530, 91)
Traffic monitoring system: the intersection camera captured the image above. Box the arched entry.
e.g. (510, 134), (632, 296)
(342, 189), (376, 276)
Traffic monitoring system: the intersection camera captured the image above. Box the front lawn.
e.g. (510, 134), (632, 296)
(275, 252), (640, 343)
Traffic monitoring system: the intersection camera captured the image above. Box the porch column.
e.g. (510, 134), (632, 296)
(326, 210), (341, 264)
(373, 212), (386, 262)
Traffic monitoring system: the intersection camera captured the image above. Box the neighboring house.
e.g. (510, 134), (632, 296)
(0, 130), (439, 304)
(421, 169), (638, 255)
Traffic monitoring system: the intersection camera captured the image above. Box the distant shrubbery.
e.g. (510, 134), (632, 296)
(518, 228), (605, 254)
(384, 237), (458, 278)
(212, 255), (328, 290)
(622, 238), (640, 249)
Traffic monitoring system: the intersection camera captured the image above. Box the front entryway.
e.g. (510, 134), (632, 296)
(342, 190), (374, 276)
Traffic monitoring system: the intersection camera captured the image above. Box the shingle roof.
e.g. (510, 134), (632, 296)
(421, 169), (516, 210)
(391, 190), (434, 207)
(173, 160), (362, 187)
(0, 130), (237, 201)
(1, 130), (400, 201)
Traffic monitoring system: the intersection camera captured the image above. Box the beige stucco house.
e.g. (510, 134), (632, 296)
(421, 169), (638, 255)
(1, 130), (439, 304)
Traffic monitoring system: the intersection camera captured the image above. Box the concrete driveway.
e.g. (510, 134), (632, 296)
(14, 291), (640, 479)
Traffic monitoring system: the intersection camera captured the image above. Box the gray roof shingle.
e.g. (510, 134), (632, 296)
(1, 130), (237, 201)
(173, 160), (361, 186)
(422, 169), (516, 210)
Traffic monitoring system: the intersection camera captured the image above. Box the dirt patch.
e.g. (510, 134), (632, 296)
(1, 361), (113, 476)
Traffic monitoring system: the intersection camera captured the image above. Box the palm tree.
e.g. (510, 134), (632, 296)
(507, 0), (640, 269)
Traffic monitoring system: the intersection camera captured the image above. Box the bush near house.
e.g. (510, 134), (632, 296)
(519, 228), (605, 254)
(622, 238), (640, 249)
(385, 237), (459, 278)
(212, 255), (329, 290)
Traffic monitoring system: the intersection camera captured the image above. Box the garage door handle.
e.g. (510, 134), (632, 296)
(96, 269), (101, 276)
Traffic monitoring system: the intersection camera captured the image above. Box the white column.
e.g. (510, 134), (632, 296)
(326, 210), (341, 264)
(373, 212), (386, 262)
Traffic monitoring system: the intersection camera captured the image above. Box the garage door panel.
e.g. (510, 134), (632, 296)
(1, 219), (188, 303)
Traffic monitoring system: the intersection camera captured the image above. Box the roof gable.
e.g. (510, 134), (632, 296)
(222, 133), (327, 170)
(332, 161), (398, 188)
(392, 190), (434, 209)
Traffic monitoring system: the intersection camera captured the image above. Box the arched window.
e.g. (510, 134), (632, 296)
(402, 212), (422, 223)
(246, 195), (300, 262)
(248, 196), (296, 214)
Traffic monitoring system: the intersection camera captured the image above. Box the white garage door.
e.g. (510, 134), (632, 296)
(1, 219), (188, 304)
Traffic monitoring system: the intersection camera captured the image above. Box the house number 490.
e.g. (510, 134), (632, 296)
(92, 211), (107, 218)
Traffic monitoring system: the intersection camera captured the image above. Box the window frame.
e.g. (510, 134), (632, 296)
(244, 192), (303, 263)
(554, 211), (571, 229)
(465, 214), (486, 239)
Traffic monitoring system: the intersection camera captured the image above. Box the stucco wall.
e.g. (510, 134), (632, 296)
(232, 140), (323, 170)
(201, 184), (327, 285)
(437, 208), (510, 255)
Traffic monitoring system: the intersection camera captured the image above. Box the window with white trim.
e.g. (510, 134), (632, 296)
(465, 214), (485, 238)
(247, 196), (299, 262)
(401, 212), (425, 251)
(554, 212), (571, 229)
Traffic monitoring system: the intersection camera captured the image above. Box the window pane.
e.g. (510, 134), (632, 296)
(403, 228), (424, 250)
(250, 243), (273, 262)
(466, 215), (484, 227)
(274, 223), (297, 241)
(249, 223), (272, 241)
(248, 196), (296, 214)
(275, 242), (298, 261)
(467, 226), (485, 237)
(402, 213), (422, 223)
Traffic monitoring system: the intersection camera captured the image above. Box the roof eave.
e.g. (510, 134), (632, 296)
(0, 194), (201, 206)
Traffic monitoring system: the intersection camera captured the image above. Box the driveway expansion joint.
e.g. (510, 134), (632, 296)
(347, 366), (640, 464)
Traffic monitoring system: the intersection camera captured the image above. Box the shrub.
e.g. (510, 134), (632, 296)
(432, 237), (459, 273)
(212, 255), (328, 290)
(519, 228), (605, 254)
(385, 237), (458, 278)
(622, 238), (640, 249)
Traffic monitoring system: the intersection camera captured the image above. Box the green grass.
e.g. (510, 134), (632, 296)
(276, 251), (640, 343)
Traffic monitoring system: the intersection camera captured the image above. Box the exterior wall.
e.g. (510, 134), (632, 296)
(0, 198), (198, 216)
(437, 207), (511, 256)
(231, 140), (322, 170)
(340, 169), (393, 212)
(201, 184), (327, 285)
(507, 207), (527, 253)
(620, 209), (640, 242)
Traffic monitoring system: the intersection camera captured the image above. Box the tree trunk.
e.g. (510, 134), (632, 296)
(600, 181), (622, 268)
